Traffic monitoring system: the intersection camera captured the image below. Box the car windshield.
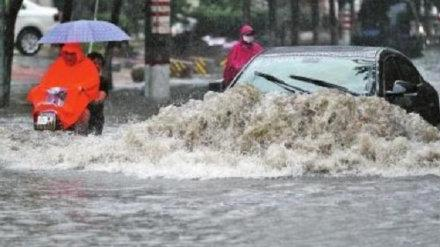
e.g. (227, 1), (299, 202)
(233, 55), (376, 95)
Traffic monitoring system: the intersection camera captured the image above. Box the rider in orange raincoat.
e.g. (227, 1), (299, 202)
(27, 43), (100, 131)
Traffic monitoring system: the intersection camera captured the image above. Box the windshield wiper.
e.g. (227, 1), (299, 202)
(254, 71), (309, 94)
(289, 74), (359, 96)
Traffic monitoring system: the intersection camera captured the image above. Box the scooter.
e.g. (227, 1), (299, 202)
(33, 87), (66, 131)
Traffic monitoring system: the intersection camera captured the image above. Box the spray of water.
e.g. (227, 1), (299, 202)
(2, 85), (440, 178)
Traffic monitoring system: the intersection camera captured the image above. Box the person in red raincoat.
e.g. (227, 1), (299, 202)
(27, 43), (100, 134)
(223, 24), (264, 88)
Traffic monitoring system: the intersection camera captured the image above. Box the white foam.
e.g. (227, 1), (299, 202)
(2, 85), (440, 179)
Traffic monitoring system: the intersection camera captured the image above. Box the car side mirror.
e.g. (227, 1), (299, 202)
(385, 80), (414, 96)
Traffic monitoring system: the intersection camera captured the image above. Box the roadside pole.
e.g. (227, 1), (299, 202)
(0, 0), (7, 107)
(145, 0), (171, 103)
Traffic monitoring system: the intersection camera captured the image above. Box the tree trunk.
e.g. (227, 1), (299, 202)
(1, 0), (23, 107)
(268, 0), (277, 45)
(312, 0), (319, 44)
(350, 0), (355, 22)
(242, 0), (251, 24)
(290, 0), (299, 45)
(0, 0), (6, 107)
(61, 0), (73, 22)
(424, 0), (433, 42)
(103, 0), (123, 90)
(329, 0), (338, 45)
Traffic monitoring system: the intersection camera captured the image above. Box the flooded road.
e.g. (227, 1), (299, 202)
(2, 170), (440, 246)
(2, 48), (440, 246)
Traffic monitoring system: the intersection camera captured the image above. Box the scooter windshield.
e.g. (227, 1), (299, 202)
(46, 87), (67, 106)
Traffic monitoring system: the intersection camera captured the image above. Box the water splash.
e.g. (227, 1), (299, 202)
(2, 85), (440, 178)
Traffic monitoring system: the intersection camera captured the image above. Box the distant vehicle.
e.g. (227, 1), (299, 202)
(352, 0), (426, 57)
(15, 0), (60, 56)
(228, 46), (440, 126)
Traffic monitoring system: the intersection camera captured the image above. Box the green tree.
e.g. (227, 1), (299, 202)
(189, 0), (268, 40)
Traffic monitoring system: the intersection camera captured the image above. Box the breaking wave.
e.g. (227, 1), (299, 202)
(2, 85), (440, 179)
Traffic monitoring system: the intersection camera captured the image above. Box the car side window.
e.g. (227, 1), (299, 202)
(395, 58), (421, 85)
(382, 57), (400, 91)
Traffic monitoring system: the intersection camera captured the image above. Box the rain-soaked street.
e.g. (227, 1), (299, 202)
(1, 47), (440, 246)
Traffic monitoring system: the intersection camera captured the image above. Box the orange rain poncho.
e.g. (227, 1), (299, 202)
(27, 44), (100, 129)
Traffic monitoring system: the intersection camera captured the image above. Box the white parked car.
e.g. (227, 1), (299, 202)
(15, 0), (60, 56)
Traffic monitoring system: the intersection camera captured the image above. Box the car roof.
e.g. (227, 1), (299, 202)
(260, 46), (390, 60)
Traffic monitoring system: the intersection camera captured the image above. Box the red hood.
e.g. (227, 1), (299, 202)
(61, 43), (86, 64)
(240, 25), (255, 36)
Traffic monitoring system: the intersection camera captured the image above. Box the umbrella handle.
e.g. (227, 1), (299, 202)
(88, 0), (100, 53)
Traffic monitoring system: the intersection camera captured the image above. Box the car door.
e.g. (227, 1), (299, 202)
(382, 55), (420, 113)
(394, 56), (440, 125)
(382, 54), (440, 125)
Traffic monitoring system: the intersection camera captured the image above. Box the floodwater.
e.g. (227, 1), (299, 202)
(1, 49), (440, 246)
(1, 170), (439, 246)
